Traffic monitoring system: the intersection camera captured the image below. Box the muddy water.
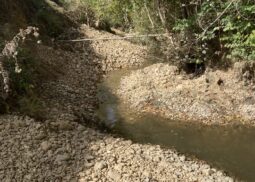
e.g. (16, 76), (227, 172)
(97, 68), (255, 182)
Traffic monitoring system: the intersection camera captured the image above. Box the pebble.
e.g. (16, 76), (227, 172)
(40, 141), (51, 151)
(114, 164), (123, 171)
(180, 155), (186, 162)
(35, 132), (46, 140)
(107, 169), (122, 181)
(55, 153), (71, 163)
(57, 121), (74, 130)
(94, 161), (107, 170)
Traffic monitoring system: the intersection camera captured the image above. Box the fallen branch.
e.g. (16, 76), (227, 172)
(58, 33), (169, 42)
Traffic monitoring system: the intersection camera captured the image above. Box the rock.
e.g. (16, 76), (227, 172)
(84, 162), (94, 168)
(90, 145), (100, 151)
(77, 125), (86, 131)
(35, 132), (46, 140)
(203, 169), (214, 176)
(153, 156), (161, 162)
(55, 153), (71, 163)
(57, 121), (74, 130)
(85, 155), (95, 161)
(107, 169), (122, 181)
(47, 150), (53, 157)
(0, 125), (4, 131)
(143, 170), (152, 178)
(94, 161), (107, 170)
(24, 174), (32, 180)
(179, 155), (186, 162)
(40, 141), (51, 151)
(114, 164), (123, 171)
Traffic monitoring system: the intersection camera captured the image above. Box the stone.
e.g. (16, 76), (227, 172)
(85, 155), (95, 161)
(107, 169), (121, 181)
(94, 161), (107, 170)
(55, 153), (71, 163)
(58, 121), (74, 130)
(77, 125), (86, 131)
(84, 162), (94, 168)
(114, 164), (123, 171)
(203, 168), (214, 176)
(143, 170), (151, 178)
(35, 132), (46, 140)
(179, 155), (186, 162)
(24, 174), (32, 180)
(40, 141), (51, 151)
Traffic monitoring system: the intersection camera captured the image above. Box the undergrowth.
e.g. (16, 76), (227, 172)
(5, 46), (46, 120)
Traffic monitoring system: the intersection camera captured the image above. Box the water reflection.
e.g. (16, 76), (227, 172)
(113, 113), (255, 181)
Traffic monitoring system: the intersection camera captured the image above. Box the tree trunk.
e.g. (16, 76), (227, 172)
(144, 0), (155, 28)
(156, 0), (166, 27)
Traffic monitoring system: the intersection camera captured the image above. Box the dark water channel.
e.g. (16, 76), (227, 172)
(97, 68), (255, 182)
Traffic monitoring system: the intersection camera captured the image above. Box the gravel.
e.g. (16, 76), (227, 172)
(0, 27), (235, 181)
(0, 115), (233, 181)
(117, 62), (255, 125)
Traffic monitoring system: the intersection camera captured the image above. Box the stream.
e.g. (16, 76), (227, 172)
(97, 67), (255, 182)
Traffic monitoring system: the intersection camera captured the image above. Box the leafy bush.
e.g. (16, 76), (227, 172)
(173, 0), (255, 62)
(59, 0), (255, 64)
(5, 47), (46, 119)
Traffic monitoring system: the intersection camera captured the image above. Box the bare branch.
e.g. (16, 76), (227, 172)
(59, 33), (169, 42)
(199, 0), (236, 39)
(0, 27), (39, 96)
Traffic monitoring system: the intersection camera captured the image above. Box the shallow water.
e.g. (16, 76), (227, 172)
(97, 68), (255, 182)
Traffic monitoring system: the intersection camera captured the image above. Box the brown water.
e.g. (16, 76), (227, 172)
(97, 68), (255, 182)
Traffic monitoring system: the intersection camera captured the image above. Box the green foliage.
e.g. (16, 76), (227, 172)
(82, 0), (132, 29)
(63, 0), (254, 62)
(198, 1), (255, 61)
(173, 19), (192, 32)
(221, 12), (255, 60)
(78, 0), (165, 32)
(169, 0), (254, 63)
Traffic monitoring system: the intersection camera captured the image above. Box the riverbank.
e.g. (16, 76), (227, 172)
(117, 62), (255, 125)
(0, 115), (233, 181)
(0, 25), (235, 181)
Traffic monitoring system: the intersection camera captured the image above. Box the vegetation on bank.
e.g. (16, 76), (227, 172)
(0, 0), (254, 117)
(61, 0), (254, 65)
(0, 0), (66, 117)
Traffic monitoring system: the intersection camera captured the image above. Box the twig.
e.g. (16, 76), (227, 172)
(58, 34), (169, 42)
(0, 27), (39, 96)
(144, 0), (155, 28)
(199, 0), (236, 39)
